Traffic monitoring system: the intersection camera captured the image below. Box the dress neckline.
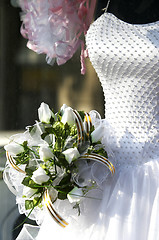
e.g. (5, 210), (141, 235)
(105, 12), (159, 27)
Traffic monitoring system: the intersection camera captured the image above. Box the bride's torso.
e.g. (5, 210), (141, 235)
(86, 13), (159, 164)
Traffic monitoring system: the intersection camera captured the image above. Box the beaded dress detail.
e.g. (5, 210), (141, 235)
(86, 12), (159, 165)
(85, 12), (159, 240)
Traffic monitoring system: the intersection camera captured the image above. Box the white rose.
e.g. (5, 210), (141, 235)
(67, 187), (83, 203)
(38, 102), (54, 124)
(91, 125), (104, 143)
(32, 166), (50, 184)
(61, 107), (75, 126)
(60, 104), (69, 115)
(62, 147), (80, 164)
(39, 146), (54, 161)
(4, 142), (24, 156)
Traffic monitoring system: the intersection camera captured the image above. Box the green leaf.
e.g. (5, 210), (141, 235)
(45, 127), (54, 134)
(25, 166), (37, 177)
(41, 132), (48, 140)
(53, 121), (65, 136)
(58, 192), (67, 200)
(22, 177), (41, 189)
(33, 197), (42, 206)
(78, 141), (90, 155)
(56, 153), (69, 168)
(25, 200), (34, 210)
(78, 111), (85, 121)
(28, 125), (35, 133)
(57, 185), (74, 200)
(59, 174), (71, 186)
(90, 125), (95, 134)
(54, 137), (64, 152)
(93, 147), (108, 158)
(22, 141), (28, 149)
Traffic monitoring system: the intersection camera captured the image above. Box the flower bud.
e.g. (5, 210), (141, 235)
(61, 107), (75, 126)
(67, 187), (83, 203)
(32, 166), (50, 184)
(60, 104), (69, 115)
(91, 124), (104, 143)
(62, 147), (80, 164)
(38, 102), (54, 124)
(39, 146), (54, 161)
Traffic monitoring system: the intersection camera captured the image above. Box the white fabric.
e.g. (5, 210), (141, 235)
(85, 12), (159, 239)
(15, 12), (159, 240)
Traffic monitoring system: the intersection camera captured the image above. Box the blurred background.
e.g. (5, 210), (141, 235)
(0, 0), (104, 239)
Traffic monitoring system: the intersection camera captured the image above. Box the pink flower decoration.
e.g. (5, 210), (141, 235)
(18, 0), (97, 74)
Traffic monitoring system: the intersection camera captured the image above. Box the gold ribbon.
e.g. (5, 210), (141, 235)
(73, 110), (115, 175)
(73, 110), (92, 144)
(84, 112), (92, 137)
(79, 153), (115, 175)
(73, 110), (85, 145)
(43, 189), (69, 228)
(6, 151), (26, 174)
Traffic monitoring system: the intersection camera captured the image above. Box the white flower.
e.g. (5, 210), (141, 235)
(67, 187), (83, 203)
(32, 166), (50, 184)
(91, 125), (104, 143)
(4, 142), (24, 156)
(61, 107), (75, 126)
(38, 102), (54, 123)
(10, 132), (29, 144)
(39, 146), (54, 161)
(62, 147), (80, 164)
(23, 186), (37, 198)
(60, 104), (69, 115)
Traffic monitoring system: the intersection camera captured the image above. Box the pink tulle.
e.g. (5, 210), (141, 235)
(18, 0), (97, 74)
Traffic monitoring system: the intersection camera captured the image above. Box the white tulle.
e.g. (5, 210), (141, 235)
(14, 157), (159, 240)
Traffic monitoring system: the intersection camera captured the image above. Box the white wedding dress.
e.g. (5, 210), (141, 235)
(16, 12), (159, 240)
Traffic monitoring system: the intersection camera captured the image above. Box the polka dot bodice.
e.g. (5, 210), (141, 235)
(86, 13), (159, 164)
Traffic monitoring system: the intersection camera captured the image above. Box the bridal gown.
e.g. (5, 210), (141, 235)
(16, 12), (159, 240)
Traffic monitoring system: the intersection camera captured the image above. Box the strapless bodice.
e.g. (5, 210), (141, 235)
(86, 13), (159, 164)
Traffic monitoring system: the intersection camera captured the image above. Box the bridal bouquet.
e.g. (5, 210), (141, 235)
(4, 103), (115, 227)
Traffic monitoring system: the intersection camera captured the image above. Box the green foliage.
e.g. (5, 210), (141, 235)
(78, 111), (85, 121)
(25, 200), (34, 210)
(4, 104), (109, 216)
(22, 177), (42, 189)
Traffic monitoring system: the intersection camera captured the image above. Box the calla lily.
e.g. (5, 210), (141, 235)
(61, 107), (75, 126)
(4, 142), (24, 156)
(62, 147), (80, 164)
(67, 187), (83, 203)
(32, 166), (50, 184)
(39, 146), (54, 161)
(91, 124), (104, 143)
(38, 102), (54, 123)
